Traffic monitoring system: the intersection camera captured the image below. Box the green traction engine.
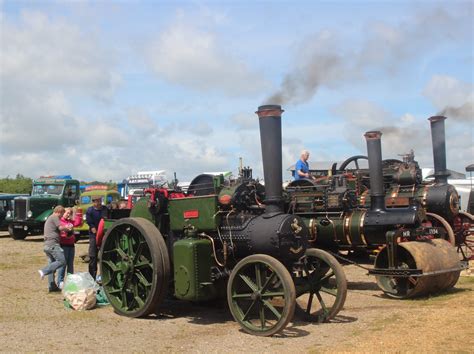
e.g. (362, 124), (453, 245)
(99, 105), (348, 336)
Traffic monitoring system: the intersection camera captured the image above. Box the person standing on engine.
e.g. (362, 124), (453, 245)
(294, 149), (314, 180)
(57, 207), (83, 289)
(86, 196), (107, 280)
(38, 205), (70, 292)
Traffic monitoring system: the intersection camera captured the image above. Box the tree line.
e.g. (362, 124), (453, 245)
(0, 175), (33, 194)
(0, 175), (117, 194)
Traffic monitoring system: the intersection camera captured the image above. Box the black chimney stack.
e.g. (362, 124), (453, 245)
(364, 131), (385, 211)
(428, 116), (450, 184)
(256, 105), (284, 215)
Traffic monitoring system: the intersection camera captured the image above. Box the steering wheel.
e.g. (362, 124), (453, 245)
(338, 155), (368, 171)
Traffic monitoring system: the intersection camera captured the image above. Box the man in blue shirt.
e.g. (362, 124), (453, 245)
(294, 150), (313, 180)
(86, 196), (107, 280)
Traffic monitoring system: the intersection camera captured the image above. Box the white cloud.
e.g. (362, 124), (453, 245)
(331, 99), (393, 129)
(0, 10), (121, 152)
(146, 22), (270, 96)
(400, 113), (416, 124)
(126, 108), (159, 133)
(1, 10), (120, 98)
(267, 6), (472, 105)
(1, 5), (471, 184)
(0, 10), (123, 180)
(330, 99), (471, 173)
(0, 87), (81, 152)
(230, 112), (258, 130)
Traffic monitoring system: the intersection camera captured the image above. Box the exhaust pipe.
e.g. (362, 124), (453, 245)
(256, 105), (284, 215)
(428, 116), (450, 184)
(364, 131), (385, 211)
(363, 130), (420, 235)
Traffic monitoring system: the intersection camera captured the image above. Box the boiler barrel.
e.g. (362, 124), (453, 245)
(219, 214), (309, 262)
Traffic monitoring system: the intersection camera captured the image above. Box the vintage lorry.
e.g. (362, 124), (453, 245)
(0, 193), (29, 230)
(74, 185), (121, 235)
(6, 175), (80, 240)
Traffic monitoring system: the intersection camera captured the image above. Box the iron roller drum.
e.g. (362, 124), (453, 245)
(374, 238), (461, 299)
(99, 217), (170, 317)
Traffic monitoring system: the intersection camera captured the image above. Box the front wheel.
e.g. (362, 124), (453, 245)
(9, 225), (27, 240)
(227, 254), (296, 336)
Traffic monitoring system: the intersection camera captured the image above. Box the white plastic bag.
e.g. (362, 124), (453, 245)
(63, 272), (100, 311)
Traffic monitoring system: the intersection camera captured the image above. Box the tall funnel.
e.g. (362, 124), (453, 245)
(364, 131), (385, 211)
(428, 116), (450, 184)
(256, 105), (284, 214)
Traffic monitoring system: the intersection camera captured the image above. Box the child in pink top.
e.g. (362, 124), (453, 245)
(57, 207), (83, 288)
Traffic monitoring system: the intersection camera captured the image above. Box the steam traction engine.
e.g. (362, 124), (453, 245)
(285, 130), (464, 298)
(99, 105), (347, 336)
(336, 116), (474, 260)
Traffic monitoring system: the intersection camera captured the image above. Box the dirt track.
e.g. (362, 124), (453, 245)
(0, 231), (473, 353)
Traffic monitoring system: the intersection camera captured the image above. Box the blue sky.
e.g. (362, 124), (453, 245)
(0, 0), (472, 182)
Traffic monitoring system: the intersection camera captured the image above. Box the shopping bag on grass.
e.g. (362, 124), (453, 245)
(62, 272), (100, 311)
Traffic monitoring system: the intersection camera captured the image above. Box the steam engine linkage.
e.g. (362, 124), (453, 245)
(98, 105), (465, 336)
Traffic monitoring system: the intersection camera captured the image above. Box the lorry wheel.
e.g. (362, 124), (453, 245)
(227, 254), (296, 336)
(99, 217), (170, 317)
(9, 225), (27, 240)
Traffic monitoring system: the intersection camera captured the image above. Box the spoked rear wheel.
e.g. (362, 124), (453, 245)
(100, 217), (170, 317)
(296, 248), (347, 322)
(227, 254), (296, 336)
(454, 212), (474, 261)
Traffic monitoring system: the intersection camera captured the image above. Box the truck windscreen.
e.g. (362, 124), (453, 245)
(32, 184), (64, 196)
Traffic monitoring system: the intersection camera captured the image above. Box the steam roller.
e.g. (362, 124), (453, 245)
(339, 115), (473, 261)
(285, 129), (465, 299)
(350, 131), (462, 298)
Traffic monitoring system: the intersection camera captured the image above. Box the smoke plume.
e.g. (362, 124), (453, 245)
(438, 100), (473, 122)
(265, 6), (470, 107)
